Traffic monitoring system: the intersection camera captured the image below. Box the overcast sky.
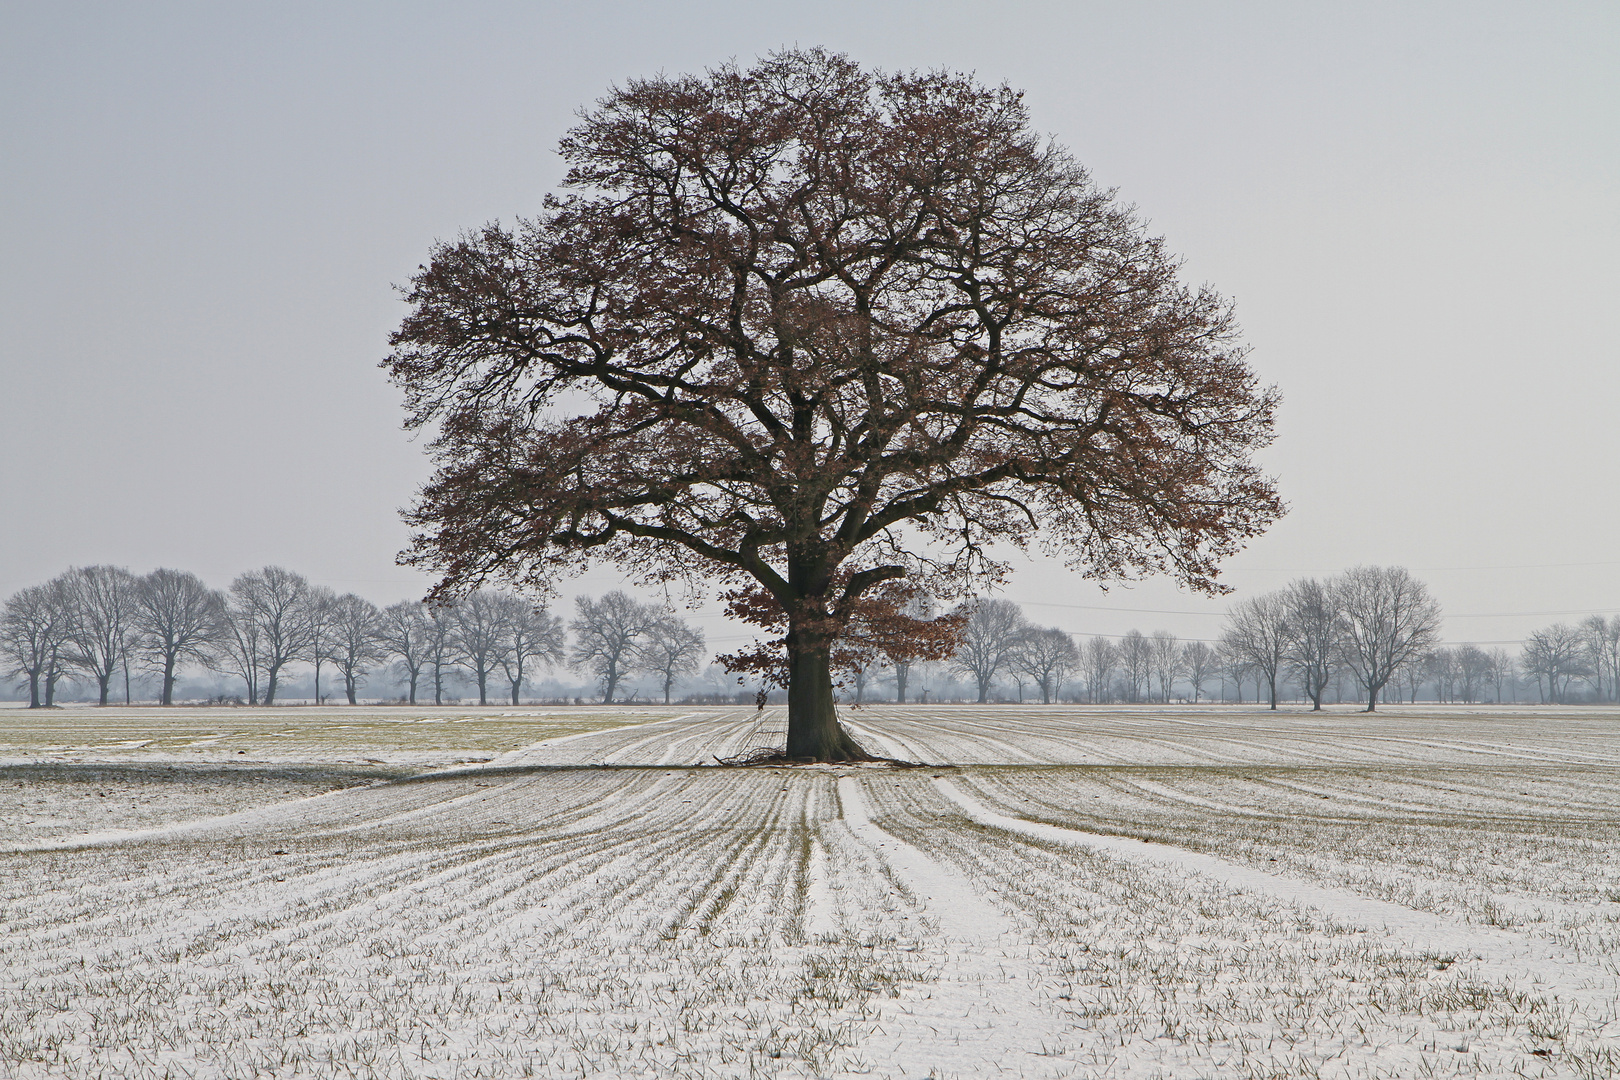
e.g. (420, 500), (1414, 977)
(2, 1), (1616, 656)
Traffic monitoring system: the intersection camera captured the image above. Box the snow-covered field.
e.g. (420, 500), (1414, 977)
(4, 705), (1620, 1078)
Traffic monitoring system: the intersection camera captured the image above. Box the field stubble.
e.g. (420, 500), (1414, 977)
(2, 704), (1619, 1078)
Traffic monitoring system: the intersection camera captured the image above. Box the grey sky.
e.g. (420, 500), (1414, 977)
(2, 1), (1616, 656)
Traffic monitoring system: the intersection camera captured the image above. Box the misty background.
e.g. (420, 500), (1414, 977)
(3, 1), (1617, 667)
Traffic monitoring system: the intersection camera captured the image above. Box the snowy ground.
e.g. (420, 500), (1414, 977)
(4, 704), (1620, 1078)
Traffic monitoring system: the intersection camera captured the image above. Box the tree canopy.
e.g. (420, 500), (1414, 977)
(385, 48), (1283, 759)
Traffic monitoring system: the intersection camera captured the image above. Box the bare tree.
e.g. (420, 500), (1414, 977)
(1149, 630), (1183, 703)
(60, 565), (138, 706)
(571, 591), (657, 704)
(1455, 643), (1490, 704)
(228, 567), (316, 705)
(2, 578), (73, 707)
(1387, 658), (1421, 704)
(889, 659), (912, 705)
(844, 650), (878, 703)
(1082, 636), (1116, 704)
(631, 610), (706, 706)
(1333, 565), (1442, 712)
(217, 602), (265, 704)
(1181, 640), (1218, 703)
(1221, 593), (1289, 709)
(883, 594), (938, 705)
(950, 599), (1027, 703)
(1578, 615), (1618, 703)
(1012, 627), (1078, 704)
(1218, 645), (1253, 704)
(327, 594), (385, 705)
(423, 603), (459, 705)
(384, 50), (1282, 759)
(131, 569), (224, 705)
(1280, 577), (1340, 711)
(495, 594), (566, 705)
(1487, 647), (1516, 703)
(1115, 629), (1153, 703)
(1425, 648), (1457, 703)
(303, 585), (338, 705)
(451, 589), (510, 706)
(1522, 622), (1588, 704)
(378, 601), (431, 704)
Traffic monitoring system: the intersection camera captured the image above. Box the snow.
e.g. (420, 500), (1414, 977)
(4, 703), (1620, 1077)
(934, 776), (1620, 1023)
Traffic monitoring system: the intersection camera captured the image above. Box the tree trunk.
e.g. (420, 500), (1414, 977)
(511, 680), (521, 706)
(97, 673), (111, 706)
(162, 653), (177, 706)
(1267, 673), (1278, 710)
(27, 671), (40, 708)
(346, 677), (357, 705)
(784, 640), (870, 761)
(894, 662), (908, 704)
(45, 652), (61, 706)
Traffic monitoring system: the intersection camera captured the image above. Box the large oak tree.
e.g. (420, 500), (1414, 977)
(385, 49), (1282, 760)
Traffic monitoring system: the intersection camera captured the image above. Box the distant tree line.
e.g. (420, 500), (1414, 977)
(1212, 567), (1620, 709)
(6, 563), (1614, 709)
(840, 565), (1620, 709)
(0, 567), (705, 708)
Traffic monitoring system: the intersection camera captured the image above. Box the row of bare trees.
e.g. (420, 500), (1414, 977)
(9, 562), (1612, 709)
(1211, 567), (1620, 710)
(917, 567), (1449, 710)
(1218, 566), (1442, 712)
(0, 567), (223, 707)
(1, 569), (706, 707)
(1519, 616), (1620, 704)
(933, 600), (1210, 705)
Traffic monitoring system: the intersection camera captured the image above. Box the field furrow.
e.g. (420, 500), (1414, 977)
(6, 705), (1620, 1078)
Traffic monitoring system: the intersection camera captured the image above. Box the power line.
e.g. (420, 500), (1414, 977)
(1018, 598), (1619, 620)
(1224, 560), (1620, 574)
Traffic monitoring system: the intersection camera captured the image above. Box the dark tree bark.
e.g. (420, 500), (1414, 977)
(384, 50), (1282, 759)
